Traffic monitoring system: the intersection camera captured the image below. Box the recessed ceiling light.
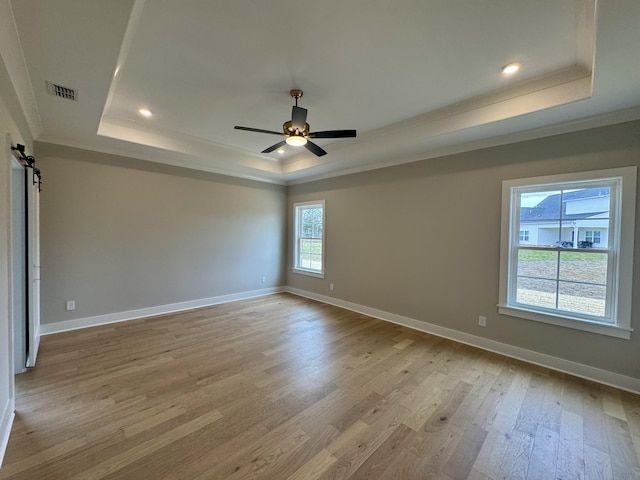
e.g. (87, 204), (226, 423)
(138, 108), (153, 118)
(501, 62), (521, 75)
(277, 149), (285, 154)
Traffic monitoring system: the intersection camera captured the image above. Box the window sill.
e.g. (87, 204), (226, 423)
(292, 268), (325, 279)
(498, 305), (632, 339)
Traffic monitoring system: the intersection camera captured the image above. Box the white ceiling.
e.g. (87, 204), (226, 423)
(3, 0), (640, 184)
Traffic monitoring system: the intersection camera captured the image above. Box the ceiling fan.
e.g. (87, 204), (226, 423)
(234, 89), (357, 157)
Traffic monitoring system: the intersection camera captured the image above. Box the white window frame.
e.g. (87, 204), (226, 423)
(498, 167), (636, 339)
(519, 230), (529, 242)
(293, 200), (325, 278)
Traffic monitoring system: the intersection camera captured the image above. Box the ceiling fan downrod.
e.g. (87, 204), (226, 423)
(290, 89), (303, 107)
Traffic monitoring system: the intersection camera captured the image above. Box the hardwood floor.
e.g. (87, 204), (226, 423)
(1, 293), (639, 479)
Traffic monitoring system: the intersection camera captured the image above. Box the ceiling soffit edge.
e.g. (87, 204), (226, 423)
(1, 0), (43, 139)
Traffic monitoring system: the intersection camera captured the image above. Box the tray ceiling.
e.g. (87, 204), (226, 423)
(3, 0), (640, 184)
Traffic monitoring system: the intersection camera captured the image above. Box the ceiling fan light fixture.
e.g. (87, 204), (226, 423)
(286, 135), (307, 147)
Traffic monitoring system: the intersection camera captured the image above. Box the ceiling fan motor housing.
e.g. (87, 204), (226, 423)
(283, 120), (309, 137)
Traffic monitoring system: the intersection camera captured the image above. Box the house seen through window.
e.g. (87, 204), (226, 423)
(516, 186), (610, 317)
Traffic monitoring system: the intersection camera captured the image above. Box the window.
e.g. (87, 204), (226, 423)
(585, 230), (601, 244)
(293, 200), (325, 277)
(498, 167), (636, 339)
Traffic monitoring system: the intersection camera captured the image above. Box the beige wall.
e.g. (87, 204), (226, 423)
(287, 120), (640, 379)
(37, 144), (287, 325)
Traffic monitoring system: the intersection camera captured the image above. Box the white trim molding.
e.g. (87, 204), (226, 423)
(40, 287), (284, 335)
(285, 287), (640, 395)
(0, 398), (15, 469)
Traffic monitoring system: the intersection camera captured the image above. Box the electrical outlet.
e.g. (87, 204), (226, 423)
(66, 300), (76, 311)
(478, 315), (486, 327)
(330, 283), (334, 291)
(261, 276), (266, 284)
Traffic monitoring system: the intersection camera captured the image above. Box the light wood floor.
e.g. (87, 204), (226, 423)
(1, 293), (639, 480)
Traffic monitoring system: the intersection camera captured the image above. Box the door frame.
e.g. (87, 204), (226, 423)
(26, 166), (40, 367)
(10, 157), (27, 374)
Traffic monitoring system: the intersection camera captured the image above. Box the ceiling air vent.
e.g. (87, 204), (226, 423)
(46, 81), (78, 101)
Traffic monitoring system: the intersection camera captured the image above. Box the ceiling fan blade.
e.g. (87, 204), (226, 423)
(261, 140), (287, 154)
(304, 141), (327, 157)
(291, 106), (308, 130)
(234, 126), (283, 136)
(308, 130), (357, 138)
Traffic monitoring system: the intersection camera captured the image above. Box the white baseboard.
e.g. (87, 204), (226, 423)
(0, 398), (15, 469)
(285, 287), (640, 395)
(40, 287), (284, 335)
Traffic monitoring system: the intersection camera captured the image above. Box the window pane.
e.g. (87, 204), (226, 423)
(521, 191), (561, 219)
(300, 253), (312, 269)
(517, 249), (558, 280)
(301, 207), (323, 239)
(519, 187), (612, 248)
(563, 187), (610, 217)
(565, 187), (610, 248)
(519, 190), (561, 246)
(558, 251), (607, 285)
(300, 239), (321, 254)
(516, 277), (557, 309)
(558, 282), (606, 318)
(519, 221), (565, 247)
(310, 254), (322, 270)
(584, 230), (603, 244)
